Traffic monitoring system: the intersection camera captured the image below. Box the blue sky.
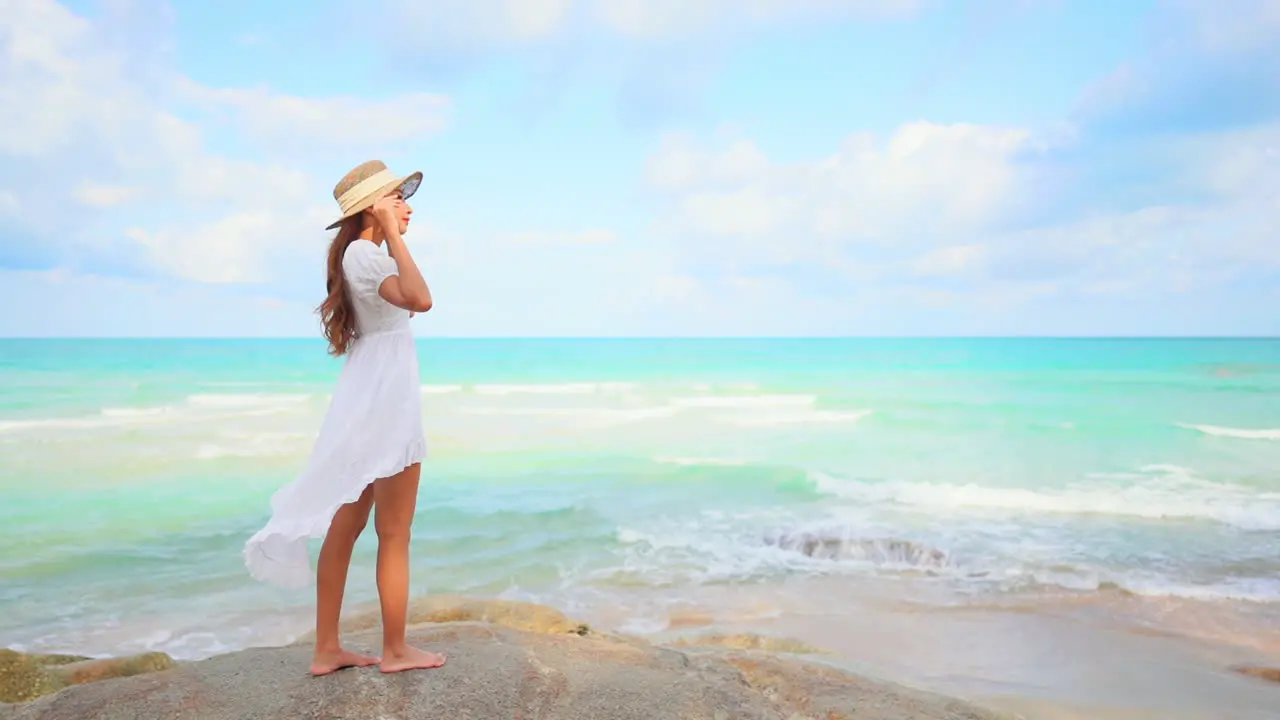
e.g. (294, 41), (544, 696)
(1, 0), (1277, 337)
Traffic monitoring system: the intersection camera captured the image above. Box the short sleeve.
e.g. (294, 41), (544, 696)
(342, 241), (399, 299)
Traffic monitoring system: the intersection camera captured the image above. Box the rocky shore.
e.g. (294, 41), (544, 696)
(0, 596), (1014, 720)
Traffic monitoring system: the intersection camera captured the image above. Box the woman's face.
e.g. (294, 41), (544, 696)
(393, 192), (414, 234)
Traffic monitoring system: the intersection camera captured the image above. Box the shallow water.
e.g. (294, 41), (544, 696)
(1, 338), (1277, 684)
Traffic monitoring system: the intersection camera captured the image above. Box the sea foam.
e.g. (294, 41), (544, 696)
(1178, 423), (1280, 440)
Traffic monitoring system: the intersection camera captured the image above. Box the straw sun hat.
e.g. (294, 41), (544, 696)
(325, 160), (423, 230)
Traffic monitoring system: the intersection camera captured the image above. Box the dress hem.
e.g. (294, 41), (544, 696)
(242, 435), (427, 588)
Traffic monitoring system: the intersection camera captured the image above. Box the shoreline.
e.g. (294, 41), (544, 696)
(5, 594), (1278, 719)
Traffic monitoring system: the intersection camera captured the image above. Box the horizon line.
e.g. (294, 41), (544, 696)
(2, 335), (1277, 341)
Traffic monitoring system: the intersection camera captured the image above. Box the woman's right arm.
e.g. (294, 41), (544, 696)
(374, 208), (433, 313)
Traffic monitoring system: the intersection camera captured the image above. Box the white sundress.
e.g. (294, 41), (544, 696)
(243, 238), (426, 588)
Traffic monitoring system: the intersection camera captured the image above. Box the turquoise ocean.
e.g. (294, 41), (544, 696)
(2, 338), (1279, 664)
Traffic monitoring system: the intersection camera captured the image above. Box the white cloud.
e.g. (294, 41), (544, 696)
(1168, 0), (1280, 52)
(0, 0), (449, 291)
(594, 0), (920, 39)
(646, 122), (1039, 267)
(0, 267), (319, 337)
(505, 229), (617, 246)
(125, 219), (264, 285)
(73, 183), (142, 208)
(1075, 63), (1142, 118)
(942, 122), (1280, 296)
(0, 0), (99, 155)
(0, 190), (18, 217)
(408, 223), (690, 336)
(124, 208), (332, 285)
(643, 115), (1280, 325)
(645, 134), (771, 191)
(180, 83), (451, 148)
(386, 0), (574, 47)
(386, 0), (920, 48)
(911, 244), (987, 277)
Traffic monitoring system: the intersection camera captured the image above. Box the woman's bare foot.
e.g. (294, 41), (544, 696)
(379, 644), (447, 674)
(310, 648), (381, 677)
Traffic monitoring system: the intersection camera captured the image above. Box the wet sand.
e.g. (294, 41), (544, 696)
(563, 576), (1280, 720)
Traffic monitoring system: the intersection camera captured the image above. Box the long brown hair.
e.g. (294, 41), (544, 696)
(316, 216), (365, 357)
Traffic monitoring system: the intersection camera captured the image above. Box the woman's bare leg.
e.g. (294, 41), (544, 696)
(373, 462), (446, 673)
(310, 484), (380, 676)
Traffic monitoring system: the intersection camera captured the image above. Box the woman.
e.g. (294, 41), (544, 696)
(243, 160), (446, 676)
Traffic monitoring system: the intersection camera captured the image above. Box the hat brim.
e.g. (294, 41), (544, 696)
(325, 171), (423, 230)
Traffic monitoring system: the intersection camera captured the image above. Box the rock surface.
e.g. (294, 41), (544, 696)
(302, 594), (592, 640)
(1231, 665), (1280, 684)
(669, 632), (827, 655)
(0, 651), (175, 704)
(0, 653), (64, 705)
(1, 621), (1008, 720)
